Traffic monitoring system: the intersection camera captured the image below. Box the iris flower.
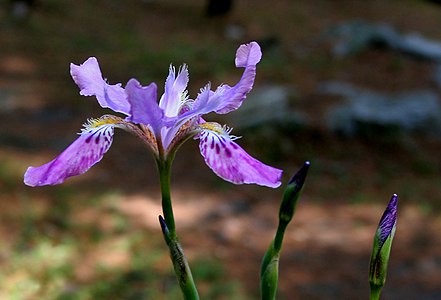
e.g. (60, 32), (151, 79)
(24, 42), (282, 188)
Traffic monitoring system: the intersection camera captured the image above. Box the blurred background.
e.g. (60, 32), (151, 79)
(1, 0), (441, 299)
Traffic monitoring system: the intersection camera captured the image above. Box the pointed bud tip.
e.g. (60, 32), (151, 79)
(288, 161), (311, 186)
(158, 215), (168, 233)
(388, 194), (398, 211)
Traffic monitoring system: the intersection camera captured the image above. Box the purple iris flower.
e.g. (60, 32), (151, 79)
(24, 42), (282, 188)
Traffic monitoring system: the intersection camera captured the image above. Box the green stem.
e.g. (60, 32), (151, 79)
(157, 158), (176, 239)
(159, 216), (200, 300)
(260, 162), (310, 300)
(155, 155), (199, 300)
(260, 220), (286, 300)
(369, 284), (382, 300)
(273, 222), (287, 254)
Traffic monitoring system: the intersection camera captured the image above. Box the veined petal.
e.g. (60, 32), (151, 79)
(70, 57), (130, 115)
(159, 64), (189, 117)
(191, 41), (262, 116)
(125, 78), (163, 134)
(198, 123), (282, 188)
(24, 121), (116, 186)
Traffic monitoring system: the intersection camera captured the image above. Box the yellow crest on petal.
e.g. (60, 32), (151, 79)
(198, 122), (241, 140)
(81, 115), (123, 132)
(199, 122), (226, 134)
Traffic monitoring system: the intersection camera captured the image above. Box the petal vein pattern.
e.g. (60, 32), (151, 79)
(198, 128), (282, 188)
(24, 124), (115, 186)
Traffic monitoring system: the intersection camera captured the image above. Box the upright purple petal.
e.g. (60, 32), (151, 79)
(198, 126), (282, 188)
(125, 78), (164, 134)
(70, 57), (130, 115)
(190, 41), (262, 117)
(159, 65), (189, 117)
(24, 123), (115, 186)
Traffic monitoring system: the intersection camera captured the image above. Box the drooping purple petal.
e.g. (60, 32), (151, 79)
(190, 41), (262, 117)
(24, 124), (115, 186)
(70, 57), (130, 115)
(125, 78), (163, 134)
(377, 194), (398, 246)
(198, 128), (282, 188)
(159, 65), (189, 117)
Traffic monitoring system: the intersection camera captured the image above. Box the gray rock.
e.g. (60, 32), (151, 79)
(322, 82), (441, 137)
(432, 64), (441, 88)
(397, 33), (441, 61)
(329, 20), (441, 62)
(330, 21), (397, 57)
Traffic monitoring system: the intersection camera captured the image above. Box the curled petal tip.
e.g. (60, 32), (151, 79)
(24, 166), (41, 187)
(70, 57), (130, 115)
(235, 41), (262, 68)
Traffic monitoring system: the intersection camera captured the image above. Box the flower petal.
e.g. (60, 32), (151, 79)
(198, 127), (282, 188)
(159, 64), (189, 117)
(70, 57), (130, 115)
(190, 41), (262, 116)
(24, 124), (115, 186)
(235, 41), (262, 68)
(125, 78), (163, 134)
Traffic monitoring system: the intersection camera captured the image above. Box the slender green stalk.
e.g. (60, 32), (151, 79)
(369, 284), (382, 300)
(156, 156), (199, 300)
(260, 162), (310, 300)
(157, 158), (176, 239)
(159, 216), (200, 300)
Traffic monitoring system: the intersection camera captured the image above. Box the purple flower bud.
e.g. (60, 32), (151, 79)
(369, 194), (398, 299)
(377, 194), (398, 246)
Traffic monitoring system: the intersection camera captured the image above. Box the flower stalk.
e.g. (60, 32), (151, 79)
(260, 161), (310, 300)
(159, 216), (199, 300)
(156, 157), (176, 238)
(157, 157), (199, 299)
